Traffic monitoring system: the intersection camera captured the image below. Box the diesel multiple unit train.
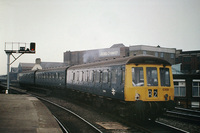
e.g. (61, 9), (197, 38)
(18, 55), (175, 120)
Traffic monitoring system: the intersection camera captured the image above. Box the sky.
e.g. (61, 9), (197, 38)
(0, 0), (200, 75)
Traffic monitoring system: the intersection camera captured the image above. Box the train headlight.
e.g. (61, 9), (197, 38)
(164, 94), (168, 101)
(135, 93), (140, 100)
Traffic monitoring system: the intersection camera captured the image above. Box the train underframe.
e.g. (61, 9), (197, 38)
(19, 83), (175, 121)
(65, 88), (175, 121)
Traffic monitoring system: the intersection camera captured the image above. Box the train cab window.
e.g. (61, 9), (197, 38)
(146, 67), (158, 86)
(160, 68), (170, 87)
(132, 67), (144, 86)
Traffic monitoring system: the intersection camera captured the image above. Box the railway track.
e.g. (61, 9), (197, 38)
(38, 96), (103, 133)
(0, 83), (192, 133)
(163, 107), (200, 123)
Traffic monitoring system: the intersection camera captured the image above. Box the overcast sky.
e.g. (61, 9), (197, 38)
(0, 0), (200, 75)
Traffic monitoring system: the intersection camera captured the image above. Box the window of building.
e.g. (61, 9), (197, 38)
(183, 57), (191, 62)
(155, 52), (158, 57)
(191, 101), (200, 108)
(143, 51), (146, 55)
(174, 80), (186, 96)
(192, 80), (200, 97)
(160, 52), (164, 58)
(170, 53), (174, 58)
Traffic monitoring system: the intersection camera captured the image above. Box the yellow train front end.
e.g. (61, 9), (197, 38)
(124, 63), (174, 120)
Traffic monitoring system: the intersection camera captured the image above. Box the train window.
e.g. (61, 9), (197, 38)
(55, 73), (58, 79)
(111, 69), (117, 83)
(76, 71), (79, 81)
(61, 73), (64, 80)
(121, 69), (125, 84)
(132, 67), (144, 86)
(146, 67), (158, 86)
(83, 72), (87, 81)
(95, 71), (100, 83)
(71, 72), (74, 81)
(160, 68), (170, 86)
(85, 71), (89, 82)
(108, 70), (111, 83)
(79, 71), (83, 81)
(82, 71), (84, 81)
(59, 73), (61, 79)
(89, 71), (94, 82)
(103, 70), (108, 83)
(57, 73), (60, 79)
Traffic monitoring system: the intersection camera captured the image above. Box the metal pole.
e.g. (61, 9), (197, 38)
(6, 53), (10, 94)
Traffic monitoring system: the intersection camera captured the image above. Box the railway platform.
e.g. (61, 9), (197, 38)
(0, 94), (62, 133)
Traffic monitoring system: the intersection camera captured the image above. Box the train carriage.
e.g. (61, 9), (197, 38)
(18, 55), (175, 120)
(35, 67), (68, 88)
(66, 55), (175, 120)
(18, 70), (36, 86)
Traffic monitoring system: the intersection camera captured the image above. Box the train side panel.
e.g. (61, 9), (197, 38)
(67, 65), (125, 100)
(35, 69), (66, 88)
(18, 71), (35, 86)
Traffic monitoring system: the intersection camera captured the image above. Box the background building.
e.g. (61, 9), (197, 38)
(64, 44), (129, 66)
(129, 45), (176, 64)
(176, 50), (200, 74)
(64, 44), (176, 65)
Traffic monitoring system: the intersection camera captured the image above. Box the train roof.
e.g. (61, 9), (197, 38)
(69, 55), (171, 69)
(36, 66), (69, 72)
(19, 66), (69, 74)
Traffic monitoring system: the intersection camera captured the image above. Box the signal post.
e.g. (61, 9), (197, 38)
(4, 42), (36, 94)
